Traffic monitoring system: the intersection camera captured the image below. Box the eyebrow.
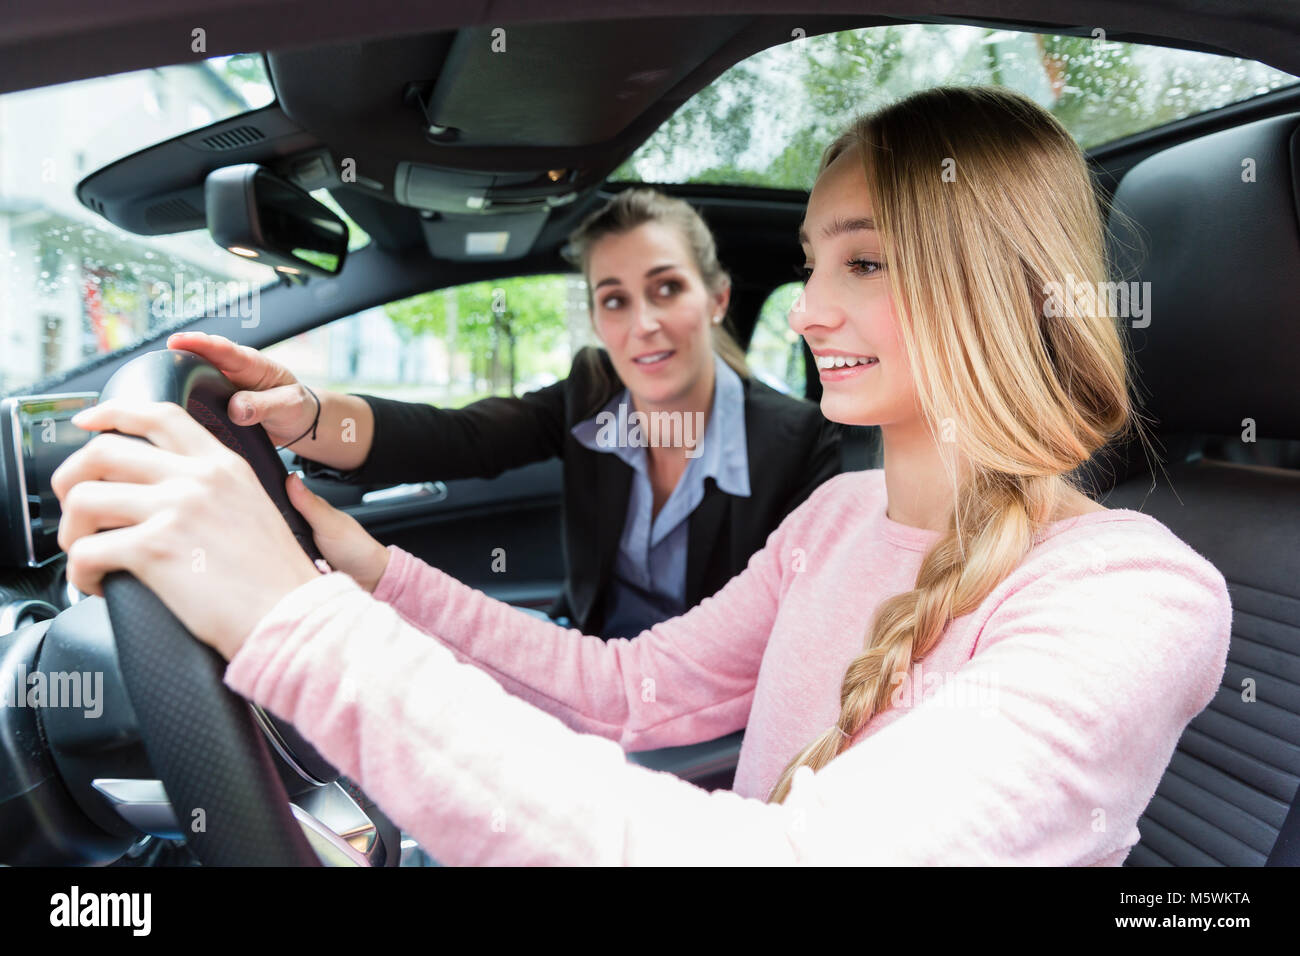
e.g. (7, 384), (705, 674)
(593, 263), (679, 290)
(797, 216), (877, 246)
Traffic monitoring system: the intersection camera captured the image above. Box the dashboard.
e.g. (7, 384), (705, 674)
(0, 393), (97, 568)
(0, 393), (98, 631)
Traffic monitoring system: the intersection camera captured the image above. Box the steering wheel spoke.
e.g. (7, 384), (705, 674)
(92, 778), (379, 866)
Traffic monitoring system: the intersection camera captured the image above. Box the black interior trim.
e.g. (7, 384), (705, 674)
(5, 2), (1300, 99)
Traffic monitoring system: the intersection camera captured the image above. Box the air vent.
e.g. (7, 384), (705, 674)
(199, 125), (266, 151)
(143, 196), (202, 229)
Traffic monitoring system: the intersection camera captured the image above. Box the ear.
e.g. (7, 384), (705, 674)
(713, 279), (732, 322)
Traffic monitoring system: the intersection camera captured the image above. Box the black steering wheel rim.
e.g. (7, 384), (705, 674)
(98, 348), (324, 866)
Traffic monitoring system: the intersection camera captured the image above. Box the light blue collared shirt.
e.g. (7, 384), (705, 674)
(571, 354), (750, 638)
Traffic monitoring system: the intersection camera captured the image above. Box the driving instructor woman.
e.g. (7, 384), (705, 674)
(169, 188), (844, 638)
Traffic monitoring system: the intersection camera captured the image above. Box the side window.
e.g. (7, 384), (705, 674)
(264, 274), (596, 407)
(747, 282), (805, 398)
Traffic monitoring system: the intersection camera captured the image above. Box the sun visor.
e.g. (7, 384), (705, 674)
(415, 19), (749, 148)
(419, 211), (547, 262)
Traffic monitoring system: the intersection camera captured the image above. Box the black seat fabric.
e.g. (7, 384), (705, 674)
(1072, 111), (1300, 865)
(1105, 460), (1300, 865)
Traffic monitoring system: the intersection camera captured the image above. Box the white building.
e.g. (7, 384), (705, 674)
(0, 58), (273, 394)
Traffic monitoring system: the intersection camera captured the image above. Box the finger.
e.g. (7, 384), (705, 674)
(166, 331), (236, 370)
(70, 399), (226, 458)
(166, 330), (215, 351)
(286, 473), (344, 535)
(57, 479), (160, 553)
(167, 332), (292, 392)
(52, 432), (195, 501)
(64, 522), (156, 598)
(229, 383), (305, 426)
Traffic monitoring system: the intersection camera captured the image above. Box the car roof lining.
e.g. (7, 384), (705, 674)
(4, 1), (1300, 96)
(72, 16), (871, 247)
(69, 7), (1300, 269)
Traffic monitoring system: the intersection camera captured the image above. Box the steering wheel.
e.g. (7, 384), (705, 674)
(96, 349), (336, 866)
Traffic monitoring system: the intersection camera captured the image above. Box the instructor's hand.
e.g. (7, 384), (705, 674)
(167, 331), (316, 448)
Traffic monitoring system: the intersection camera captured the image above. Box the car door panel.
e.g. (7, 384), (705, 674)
(300, 457), (565, 608)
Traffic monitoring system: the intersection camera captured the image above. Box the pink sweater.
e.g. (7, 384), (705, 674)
(224, 469), (1232, 865)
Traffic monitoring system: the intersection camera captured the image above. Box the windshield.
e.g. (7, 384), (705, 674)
(614, 24), (1299, 188)
(0, 55), (279, 396)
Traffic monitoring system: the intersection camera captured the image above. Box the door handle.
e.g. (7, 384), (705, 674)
(360, 481), (449, 506)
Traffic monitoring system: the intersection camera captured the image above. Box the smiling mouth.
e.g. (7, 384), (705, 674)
(814, 354), (877, 369)
(634, 350), (674, 365)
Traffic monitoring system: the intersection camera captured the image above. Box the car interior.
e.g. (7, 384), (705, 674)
(0, 1), (1298, 867)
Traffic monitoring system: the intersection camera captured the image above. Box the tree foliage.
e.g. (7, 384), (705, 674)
(384, 275), (571, 391)
(614, 25), (1294, 190)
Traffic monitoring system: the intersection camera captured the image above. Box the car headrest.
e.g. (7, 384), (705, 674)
(1109, 111), (1300, 440)
(1074, 111), (1300, 497)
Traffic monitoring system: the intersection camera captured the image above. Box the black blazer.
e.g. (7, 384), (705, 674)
(300, 348), (846, 636)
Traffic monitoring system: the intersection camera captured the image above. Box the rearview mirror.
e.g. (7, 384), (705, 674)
(205, 164), (348, 277)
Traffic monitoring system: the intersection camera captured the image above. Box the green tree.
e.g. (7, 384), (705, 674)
(612, 24), (1295, 189)
(614, 27), (909, 190)
(384, 275), (570, 393)
(215, 54), (268, 96)
(1037, 34), (1145, 148)
(612, 61), (761, 183)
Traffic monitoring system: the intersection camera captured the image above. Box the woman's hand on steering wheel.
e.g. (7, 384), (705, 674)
(285, 473), (390, 593)
(52, 398), (320, 661)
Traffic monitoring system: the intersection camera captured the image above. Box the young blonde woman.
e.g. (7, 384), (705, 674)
(166, 188), (843, 639)
(54, 86), (1231, 865)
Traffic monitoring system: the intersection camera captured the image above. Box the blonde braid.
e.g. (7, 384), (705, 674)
(767, 472), (1061, 804)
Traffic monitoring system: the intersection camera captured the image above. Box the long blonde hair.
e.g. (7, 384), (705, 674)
(767, 85), (1148, 804)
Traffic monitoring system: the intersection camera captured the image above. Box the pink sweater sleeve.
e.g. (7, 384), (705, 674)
(365, 537), (787, 752)
(222, 525), (1231, 866)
